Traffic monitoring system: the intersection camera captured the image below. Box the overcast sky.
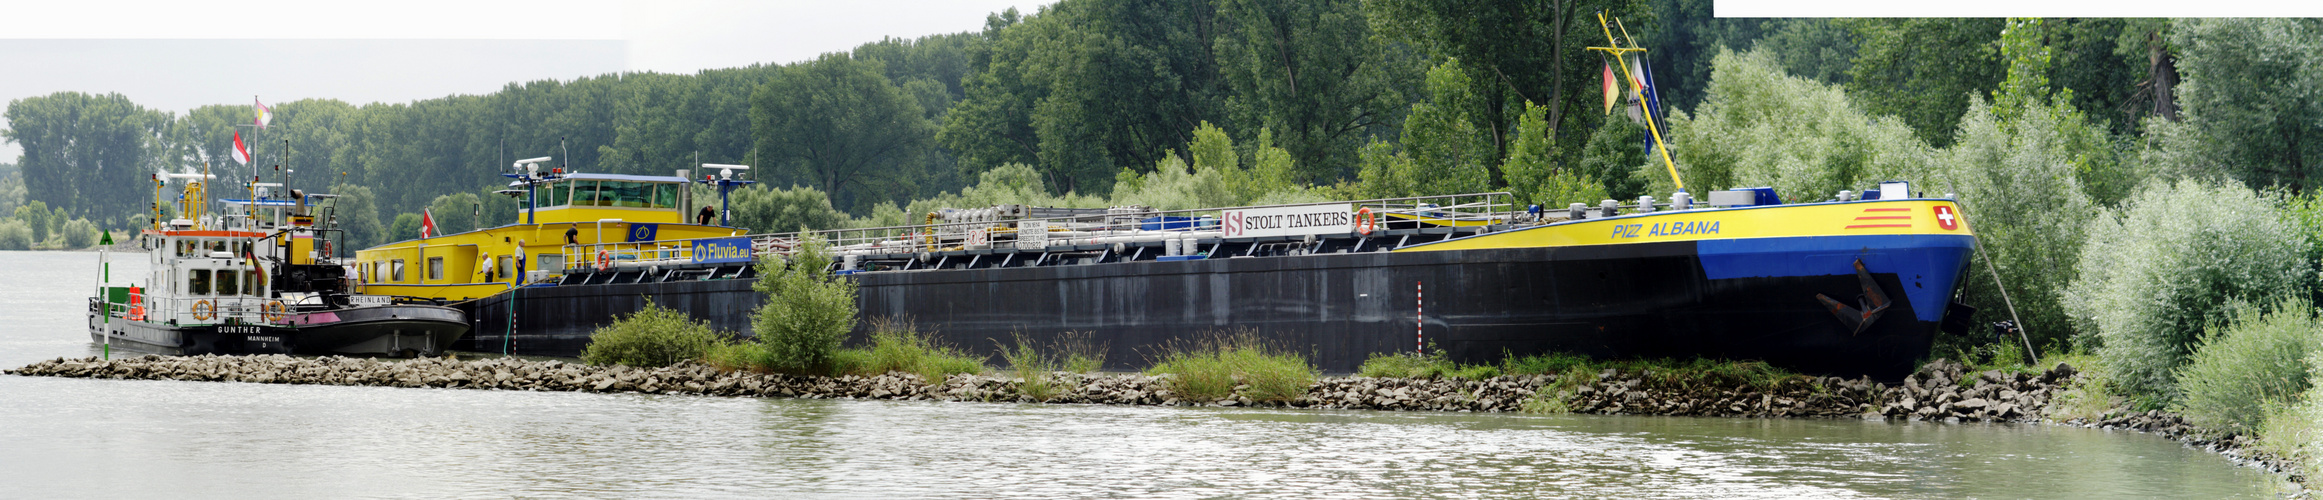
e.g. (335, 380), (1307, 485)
(0, 0), (1054, 161)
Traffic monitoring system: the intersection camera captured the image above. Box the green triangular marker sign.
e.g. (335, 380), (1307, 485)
(99, 231), (114, 246)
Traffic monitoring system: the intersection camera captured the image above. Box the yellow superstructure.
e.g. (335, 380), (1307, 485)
(352, 173), (744, 302)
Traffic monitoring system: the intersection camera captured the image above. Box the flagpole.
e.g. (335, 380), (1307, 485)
(1587, 12), (1685, 192)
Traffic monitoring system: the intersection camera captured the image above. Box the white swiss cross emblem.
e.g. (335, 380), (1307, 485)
(1934, 206), (1959, 231)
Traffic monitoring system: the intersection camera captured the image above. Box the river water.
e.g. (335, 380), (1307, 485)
(0, 251), (2291, 498)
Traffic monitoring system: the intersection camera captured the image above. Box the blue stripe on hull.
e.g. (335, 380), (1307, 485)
(1697, 234), (1976, 323)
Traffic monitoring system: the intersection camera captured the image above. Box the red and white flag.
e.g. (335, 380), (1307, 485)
(419, 209), (439, 238)
(254, 97), (272, 130)
(231, 131), (251, 165)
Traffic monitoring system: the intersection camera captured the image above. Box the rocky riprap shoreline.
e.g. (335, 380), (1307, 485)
(4, 354), (2055, 418)
(3, 352), (2308, 491)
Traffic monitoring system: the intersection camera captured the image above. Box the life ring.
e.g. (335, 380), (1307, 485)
(596, 249), (612, 271)
(127, 303), (145, 322)
(1355, 207), (1376, 236)
(263, 301), (287, 323)
(192, 299), (216, 321)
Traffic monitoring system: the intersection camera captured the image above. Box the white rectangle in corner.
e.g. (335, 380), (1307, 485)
(1220, 203), (1354, 238)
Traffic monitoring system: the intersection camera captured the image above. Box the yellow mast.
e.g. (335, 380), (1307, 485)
(1586, 11), (1685, 192)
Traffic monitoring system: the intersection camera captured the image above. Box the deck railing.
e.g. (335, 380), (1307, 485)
(557, 192), (1517, 273)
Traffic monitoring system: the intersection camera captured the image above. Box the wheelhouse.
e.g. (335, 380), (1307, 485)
(524, 173), (690, 225)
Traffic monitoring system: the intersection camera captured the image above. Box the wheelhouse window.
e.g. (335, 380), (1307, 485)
(391, 259), (406, 282)
(427, 257), (444, 281)
(216, 270), (239, 296)
(544, 181), (572, 207)
(574, 181), (603, 206)
(651, 183), (677, 208)
(188, 269), (211, 296)
(246, 270), (265, 295)
(605, 181), (650, 208)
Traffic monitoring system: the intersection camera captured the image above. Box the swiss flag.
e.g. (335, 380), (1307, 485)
(420, 209), (439, 238)
(1934, 205), (1959, 231)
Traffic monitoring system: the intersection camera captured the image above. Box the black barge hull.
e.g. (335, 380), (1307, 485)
(464, 238), (1967, 379)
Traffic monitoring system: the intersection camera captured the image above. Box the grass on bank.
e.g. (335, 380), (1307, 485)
(699, 319), (988, 381)
(1146, 331), (1316, 403)
(997, 331), (1108, 402)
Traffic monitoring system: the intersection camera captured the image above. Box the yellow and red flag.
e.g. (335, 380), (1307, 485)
(1601, 63), (1618, 115)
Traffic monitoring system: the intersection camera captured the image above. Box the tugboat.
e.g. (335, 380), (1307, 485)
(243, 193), (469, 357)
(87, 163), (469, 357)
(87, 167), (295, 355)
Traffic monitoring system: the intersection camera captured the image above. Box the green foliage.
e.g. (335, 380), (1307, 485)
(1753, 19), (1857, 85)
(1147, 331), (1317, 403)
(1503, 101), (1610, 207)
(1580, 114), (1650, 201)
(1937, 97), (2103, 353)
(753, 53), (937, 213)
(1521, 365), (1598, 414)
(424, 192), (481, 236)
(0, 219), (30, 250)
(14, 201), (52, 243)
(749, 240), (859, 374)
(1215, 0), (1405, 180)
(2259, 388), (2323, 485)
(1366, 0), (1649, 182)
(941, 2), (1228, 195)
(1844, 18), (2007, 147)
(2066, 179), (2312, 404)
(2172, 300), (2322, 434)
(326, 184), (385, 255)
(999, 333), (1062, 401)
(1501, 351), (1595, 376)
(58, 218), (95, 249)
(1658, 50), (1932, 200)
(702, 341), (768, 372)
(1357, 350), (1501, 380)
(1395, 59), (1496, 194)
(581, 300), (730, 368)
(729, 184), (849, 234)
(2145, 19), (2323, 191)
(851, 319), (986, 382)
(478, 188), (519, 228)
(1350, 60), (1497, 200)
(387, 213), (421, 242)
(2, 92), (170, 222)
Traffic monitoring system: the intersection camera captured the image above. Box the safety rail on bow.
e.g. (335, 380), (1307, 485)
(555, 192), (1519, 274)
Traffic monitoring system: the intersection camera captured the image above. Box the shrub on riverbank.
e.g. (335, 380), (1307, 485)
(2172, 300), (2321, 434)
(582, 301), (729, 368)
(1148, 332), (1316, 403)
(751, 241), (857, 374)
(2066, 179), (2312, 406)
(0, 220), (29, 250)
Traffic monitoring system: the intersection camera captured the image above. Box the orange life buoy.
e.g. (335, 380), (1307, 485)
(596, 249), (612, 271)
(1355, 207), (1376, 236)
(192, 299), (216, 321)
(263, 301), (287, 323)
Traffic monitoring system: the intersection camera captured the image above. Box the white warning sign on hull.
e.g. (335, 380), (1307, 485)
(1220, 203), (1354, 238)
